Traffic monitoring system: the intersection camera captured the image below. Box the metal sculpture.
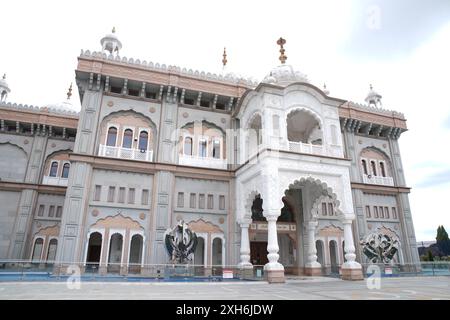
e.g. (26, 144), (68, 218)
(164, 220), (198, 264)
(360, 232), (399, 263)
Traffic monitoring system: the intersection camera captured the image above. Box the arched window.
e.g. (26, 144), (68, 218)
(46, 239), (58, 261)
(122, 129), (133, 148)
(212, 140), (220, 159)
(184, 137), (193, 155)
(361, 160), (368, 175)
(61, 163), (70, 178)
(138, 131), (148, 151)
(199, 139), (207, 157)
(380, 162), (386, 177)
(49, 162), (58, 177)
(32, 238), (44, 261)
(371, 161), (377, 176)
(106, 127), (118, 146)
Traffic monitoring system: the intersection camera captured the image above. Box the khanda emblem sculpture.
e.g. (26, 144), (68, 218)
(164, 220), (198, 264)
(360, 232), (399, 263)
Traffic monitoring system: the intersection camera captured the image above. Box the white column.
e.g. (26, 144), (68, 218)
(264, 213), (284, 271)
(238, 221), (252, 268)
(341, 216), (362, 269)
(305, 221), (321, 268)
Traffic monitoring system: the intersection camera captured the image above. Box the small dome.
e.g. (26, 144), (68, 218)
(100, 27), (122, 55)
(46, 100), (79, 113)
(0, 74), (11, 102)
(365, 84), (382, 106)
(262, 64), (308, 86)
(44, 84), (80, 113)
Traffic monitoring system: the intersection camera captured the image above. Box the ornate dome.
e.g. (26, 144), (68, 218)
(262, 64), (308, 86)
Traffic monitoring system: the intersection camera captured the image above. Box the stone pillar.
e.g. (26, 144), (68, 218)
(304, 220), (322, 276)
(340, 215), (363, 280)
(238, 220), (252, 268)
(264, 212), (285, 283)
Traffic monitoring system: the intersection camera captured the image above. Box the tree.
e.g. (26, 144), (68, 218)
(436, 225), (449, 242)
(427, 250), (434, 262)
(436, 225), (450, 255)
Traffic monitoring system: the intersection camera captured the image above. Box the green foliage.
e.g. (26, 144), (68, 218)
(427, 250), (434, 261)
(436, 225), (449, 242)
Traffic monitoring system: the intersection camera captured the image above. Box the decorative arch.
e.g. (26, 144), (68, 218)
(43, 149), (72, 177)
(0, 141), (28, 155)
(178, 120), (226, 159)
(285, 106), (323, 129)
(244, 190), (262, 221)
(99, 110), (157, 150)
(0, 142), (28, 182)
(245, 110), (264, 130)
(188, 218), (223, 234)
(90, 213), (144, 231)
(360, 146), (392, 177)
(284, 177), (341, 221)
(180, 119), (226, 136)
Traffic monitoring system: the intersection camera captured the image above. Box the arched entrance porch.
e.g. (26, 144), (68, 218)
(238, 176), (363, 281)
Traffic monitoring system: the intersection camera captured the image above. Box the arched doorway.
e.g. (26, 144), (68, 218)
(108, 233), (123, 273)
(194, 237), (205, 266)
(329, 240), (339, 274)
(86, 232), (102, 269)
(212, 238), (222, 265)
(128, 234), (143, 274)
(316, 240), (324, 266)
(194, 237), (205, 276)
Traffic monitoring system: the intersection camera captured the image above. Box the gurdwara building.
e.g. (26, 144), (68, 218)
(0, 30), (420, 282)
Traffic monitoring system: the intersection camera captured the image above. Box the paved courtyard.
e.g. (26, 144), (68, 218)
(0, 276), (449, 300)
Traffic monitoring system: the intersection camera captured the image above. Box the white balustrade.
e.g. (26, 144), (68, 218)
(363, 174), (394, 186)
(178, 154), (227, 169)
(288, 141), (325, 156)
(42, 176), (68, 186)
(99, 144), (153, 162)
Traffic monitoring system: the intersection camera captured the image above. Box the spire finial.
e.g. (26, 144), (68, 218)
(112, 26), (116, 33)
(370, 83), (373, 90)
(2, 74), (5, 80)
(277, 37), (287, 64)
(222, 47), (228, 67)
(67, 83), (73, 100)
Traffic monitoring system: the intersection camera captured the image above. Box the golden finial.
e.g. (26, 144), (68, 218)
(112, 27), (116, 33)
(277, 37), (287, 64)
(67, 83), (73, 100)
(222, 47), (228, 67)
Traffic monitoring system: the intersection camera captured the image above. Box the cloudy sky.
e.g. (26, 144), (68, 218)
(1, 0), (449, 240)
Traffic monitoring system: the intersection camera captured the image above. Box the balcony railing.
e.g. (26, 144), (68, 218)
(99, 144), (153, 162)
(363, 174), (394, 186)
(42, 176), (68, 186)
(178, 154), (227, 169)
(288, 141), (325, 156)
